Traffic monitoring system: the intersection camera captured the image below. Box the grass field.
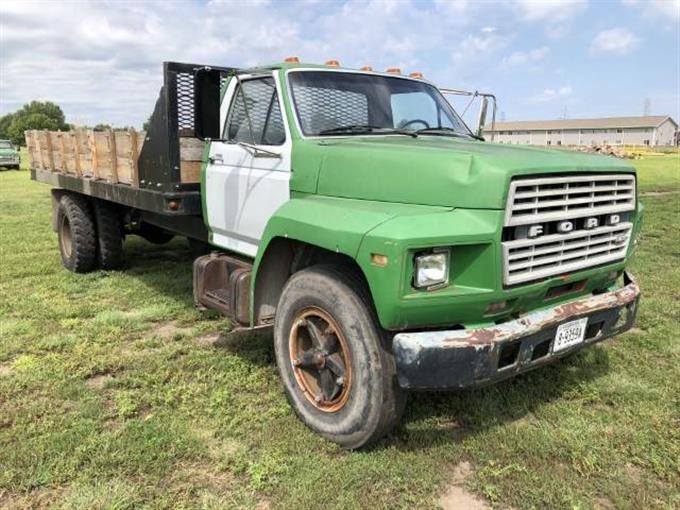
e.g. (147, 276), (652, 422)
(1, 153), (679, 509)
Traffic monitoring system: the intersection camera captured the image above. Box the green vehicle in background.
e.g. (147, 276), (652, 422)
(0, 139), (20, 169)
(29, 60), (642, 449)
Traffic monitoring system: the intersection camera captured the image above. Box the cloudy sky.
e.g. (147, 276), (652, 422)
(1, 0), (678, 128)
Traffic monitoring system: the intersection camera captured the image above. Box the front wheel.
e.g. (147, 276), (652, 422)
(274, 265), (405, 449)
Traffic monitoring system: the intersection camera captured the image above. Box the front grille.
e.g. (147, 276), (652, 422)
(505, 174), (635, 226)
(502, 174), (635, 285)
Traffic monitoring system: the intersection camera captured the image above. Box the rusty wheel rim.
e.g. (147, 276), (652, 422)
(289, 307), (352, 413)
(60, 215), (72, 258)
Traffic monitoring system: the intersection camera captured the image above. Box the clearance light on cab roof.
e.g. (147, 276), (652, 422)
(409, 71), (424, 79)
(284, 56), (300, 63)
(386, 67), (402, 75)
(325, 60), (340, 67)
(360, 66), (373, 71)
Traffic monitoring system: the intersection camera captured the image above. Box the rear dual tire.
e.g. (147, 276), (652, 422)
(57, 195), (98, 273)
(57, 195), (123, 272)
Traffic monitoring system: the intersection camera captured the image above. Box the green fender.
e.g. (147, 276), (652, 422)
(250, 194), (450, 326)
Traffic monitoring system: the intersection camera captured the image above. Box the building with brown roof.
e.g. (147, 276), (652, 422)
(484, 115), (677, 147)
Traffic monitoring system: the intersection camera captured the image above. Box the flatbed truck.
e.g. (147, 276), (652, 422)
(27, 60), (642, 449)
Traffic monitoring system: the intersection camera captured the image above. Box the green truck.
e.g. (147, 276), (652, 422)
(0, 139), (21, 169)
(28, 60), (642, 449)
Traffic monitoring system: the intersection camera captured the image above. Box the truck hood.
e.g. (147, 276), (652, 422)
(0, 148), (18, 156)
(314, 136), (635, 209)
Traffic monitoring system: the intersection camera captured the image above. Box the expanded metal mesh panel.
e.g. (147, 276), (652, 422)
(294, 86), (368, 134)
(175, 71), (230, 134)
(502, 174), (636, 285)
(505, 174), (635, 227)
(176, 72), (195, 131)
(227, 78), (284, 145)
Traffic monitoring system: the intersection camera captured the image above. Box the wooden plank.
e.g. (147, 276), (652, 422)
(108, 129), (118, 184)
(49, 132), (59, 171)
(88, 129), (99, 179)
(128, 128), (140, 187)
(44, 130), (55, 171)
(32, 131), (41, 170)
(179, 137), (204, 183)
(179, 137), (204, 161)
(57, 132), (67, 172)
(180, 161), (202, 183)
(72, 131), (82, 176)
(113, 130), (132, 184)
(24, 131), (36, 169)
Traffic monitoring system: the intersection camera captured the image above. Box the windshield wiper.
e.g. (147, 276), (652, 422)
(415, 127), (484, 141)
(318, 125), (417, 138)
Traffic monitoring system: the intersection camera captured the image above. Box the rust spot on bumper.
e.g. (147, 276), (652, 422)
(393, 272), (640, 389)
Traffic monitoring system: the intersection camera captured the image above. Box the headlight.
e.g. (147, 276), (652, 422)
(414, 251), (449, 289)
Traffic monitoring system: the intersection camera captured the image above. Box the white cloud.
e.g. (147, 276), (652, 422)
(2, 0), (457, 126)
(513, 0), (588, 22)
(622, 0), (680, 19)
(452, 30), (509, 63)
(590, 28), (641, 55)
(534, 85), (573, 102)
(502, 46), (550, 67)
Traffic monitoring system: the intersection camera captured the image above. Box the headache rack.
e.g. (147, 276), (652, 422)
(26, 61), (237, 216)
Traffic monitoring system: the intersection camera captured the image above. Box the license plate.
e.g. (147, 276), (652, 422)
(553, 318), (588, 353)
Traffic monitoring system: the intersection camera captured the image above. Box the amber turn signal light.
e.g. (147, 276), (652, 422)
(325, 59), (340, 67)
(284, 56), (300, 63)
(385, 67), (402, 74)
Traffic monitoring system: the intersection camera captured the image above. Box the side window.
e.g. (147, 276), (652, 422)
(225, 77), (285, 145)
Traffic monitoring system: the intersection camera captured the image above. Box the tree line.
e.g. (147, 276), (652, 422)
(0, 101), (141, 146)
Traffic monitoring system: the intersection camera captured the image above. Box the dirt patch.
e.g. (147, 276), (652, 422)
(0, 362), (12, 377)
(149, 321), (192, 340)
(194, 332), (226, 347)
(438, 461), (491, 510)
(512, 412), (539, 427)
(85, 373), (113, 389)
(594, 496), (616, 510)
(0, 486), (66, 510)
(624, 463), (643, 484)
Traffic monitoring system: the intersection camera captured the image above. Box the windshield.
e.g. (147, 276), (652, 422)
(0, 141), (13, 149)
(288, 71), (471, 137)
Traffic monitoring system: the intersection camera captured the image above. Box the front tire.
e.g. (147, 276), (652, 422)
(57, 194), (97, 273)
(274, 265), (405, 449)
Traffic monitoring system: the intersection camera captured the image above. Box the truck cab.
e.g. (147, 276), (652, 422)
(30, 60), (642, 449)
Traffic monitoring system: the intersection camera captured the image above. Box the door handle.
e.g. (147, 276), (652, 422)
(209, 153), (224, 164)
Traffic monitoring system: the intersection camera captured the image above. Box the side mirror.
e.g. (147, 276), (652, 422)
(476, 96), (489, 139)
(194, 67), (223, 141)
